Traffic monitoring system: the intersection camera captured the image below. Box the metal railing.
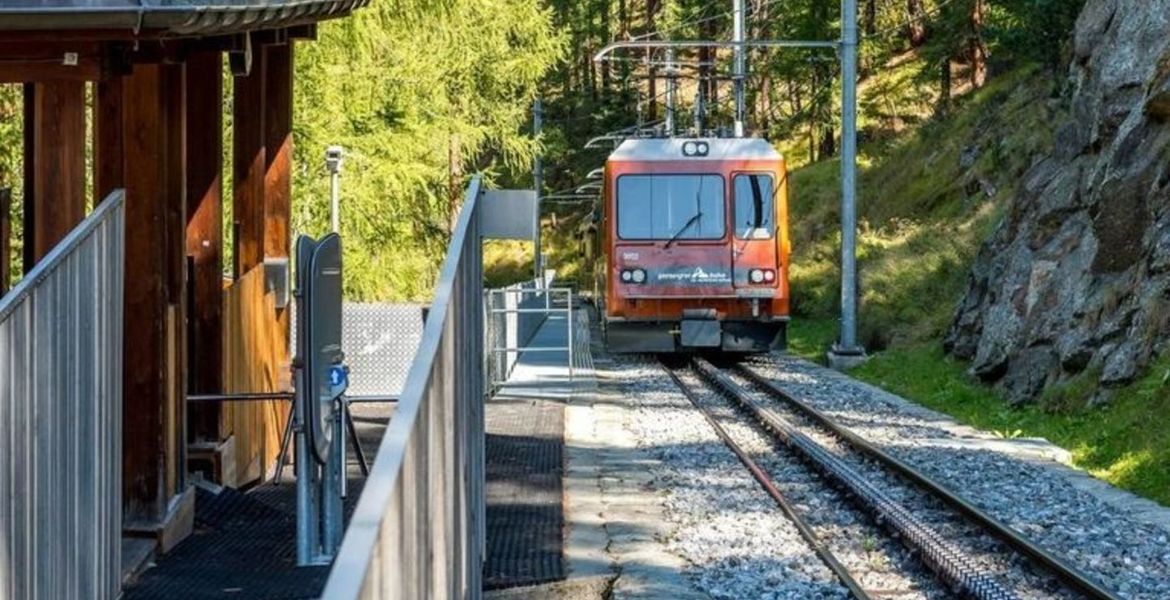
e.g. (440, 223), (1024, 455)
(321, 177), (485, 599)
(485, 286), (575, 389)
(0, 190), (125, 600)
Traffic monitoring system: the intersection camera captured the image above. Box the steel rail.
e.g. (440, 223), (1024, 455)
(735, 361), (1122, 600)
(660, 361), (872, 600)
(691, 358), (1020, 600)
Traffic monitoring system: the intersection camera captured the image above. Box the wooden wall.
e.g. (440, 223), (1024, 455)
(220, 266), (290, 487)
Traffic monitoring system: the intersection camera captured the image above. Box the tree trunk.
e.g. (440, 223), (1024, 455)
(819, 127), (836, 159)
(600, 0), (612, 92)
(907, 0), (927, 47)
(969, 0), (988, 89)
(865, 0), (877, 36)
(447, 134), (462, 235)
(938, 59), (952, 117)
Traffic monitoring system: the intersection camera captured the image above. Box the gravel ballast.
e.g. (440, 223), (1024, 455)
(746, 355), (1170, 600)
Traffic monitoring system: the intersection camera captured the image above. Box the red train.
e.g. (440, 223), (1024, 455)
(597, 137), (791, 353)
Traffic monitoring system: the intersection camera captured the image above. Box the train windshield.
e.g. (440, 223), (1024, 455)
(734, 173), (775, 240)
(616, 174), (725, 241)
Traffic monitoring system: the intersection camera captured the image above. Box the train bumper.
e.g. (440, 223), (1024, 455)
(604, 318), (787, 354)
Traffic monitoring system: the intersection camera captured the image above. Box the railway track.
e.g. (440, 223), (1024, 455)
(661, 356), (1122, 600)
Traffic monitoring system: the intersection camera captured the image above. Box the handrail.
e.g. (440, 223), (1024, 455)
(0, 189), (125, 320)
(322, 176), (485, 599)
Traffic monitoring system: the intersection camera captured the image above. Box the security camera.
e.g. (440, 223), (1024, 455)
(325, 146), (345, 174)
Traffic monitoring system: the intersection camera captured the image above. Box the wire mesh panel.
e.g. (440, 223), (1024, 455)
(322, 177), (485, 600)
(292, 302), (426, 397)
(0, 191), (124, 600)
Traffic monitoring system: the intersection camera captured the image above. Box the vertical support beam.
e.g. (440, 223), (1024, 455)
(22, 80), (87, 265)
(833, 0), (865, 360)
(532, 98), (543, 281)
(664, 48), (677, 136)
(122, 62), (192, 538)
(0, 188), (9, 294)
(732, 0), (746, 138)
(94, 78), (125, 203)
(185, 50), (224, 442)
(233, 51), (266, 277)
(263, 44), (292, 267)
(163, 63), (189, 502)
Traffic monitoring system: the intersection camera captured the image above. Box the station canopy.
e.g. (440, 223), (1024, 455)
(0, 0), (368, 35)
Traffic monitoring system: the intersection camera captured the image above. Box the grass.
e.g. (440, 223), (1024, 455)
(788, 318), (1170, 506)
(781, 56), (1170, 507)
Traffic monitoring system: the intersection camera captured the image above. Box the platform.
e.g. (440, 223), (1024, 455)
(483, 306), (712, 599)
(122, 401), (394, 600)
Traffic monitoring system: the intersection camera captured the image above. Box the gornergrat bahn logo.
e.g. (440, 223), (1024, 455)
(655, 266), (732, 285)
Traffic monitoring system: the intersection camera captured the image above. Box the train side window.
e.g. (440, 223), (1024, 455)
(734, 174), (775, 240)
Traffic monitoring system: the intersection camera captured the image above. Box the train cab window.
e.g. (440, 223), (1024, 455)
(734, 174), (775, 240)
(617, 174), (725, 241)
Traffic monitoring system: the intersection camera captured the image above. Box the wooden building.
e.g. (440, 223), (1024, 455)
(0, 0), (367, 554)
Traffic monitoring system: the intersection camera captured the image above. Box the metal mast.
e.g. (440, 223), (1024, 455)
(732, 0), (746, 137)
(533, 98), (543, 281)
(834, 0), (864, 360)
(664, 48), (677, 136)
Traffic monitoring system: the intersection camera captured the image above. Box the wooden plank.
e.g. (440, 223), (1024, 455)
(94, 77), (125, 203)
(232, 51), (266, 276)
(221, 267), (290, 487)
(185, 50), (225, 443)
(24, 80), (87, 266)
(0, 41), (104, 82)
(121, 62), (188, 530)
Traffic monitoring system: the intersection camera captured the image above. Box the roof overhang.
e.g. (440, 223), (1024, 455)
(0, 0), (369, 37)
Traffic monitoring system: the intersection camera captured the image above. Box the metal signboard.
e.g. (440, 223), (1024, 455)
(480, 189), (538, 240)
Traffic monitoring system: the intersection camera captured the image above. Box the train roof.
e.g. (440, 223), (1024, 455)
(608, 137), (781, 162)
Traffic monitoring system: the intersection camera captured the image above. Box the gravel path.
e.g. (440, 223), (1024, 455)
(611, 354), (849, 599)
(745, 355), (1170, 600)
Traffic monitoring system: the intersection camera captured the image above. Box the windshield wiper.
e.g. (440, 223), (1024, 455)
(664, 212), (703, 249)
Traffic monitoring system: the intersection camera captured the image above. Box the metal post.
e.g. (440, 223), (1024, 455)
(326, 145), (344, 234)
(567, 291), (574, 381)
(294, 361), (318, 565)
(693, 87), (704, 136)
(664, 48), (677, 137)
(832, 0), (865, 363)
(532, 99), (543, 281)
(732, 0), (747, 138)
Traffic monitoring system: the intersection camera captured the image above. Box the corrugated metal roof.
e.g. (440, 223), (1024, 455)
(608, 137), (782, 162)
(0, 0), (368, 35)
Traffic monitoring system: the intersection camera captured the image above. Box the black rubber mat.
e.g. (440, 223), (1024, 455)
(483, 395), (566, 590)
(124, 406), (390, 600)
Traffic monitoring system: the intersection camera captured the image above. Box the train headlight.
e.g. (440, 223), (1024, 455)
(681, 140), (710, 157)
(631, 269), (646, 284)
(621, 270), (633, 283)
(748, 269), (776, 285)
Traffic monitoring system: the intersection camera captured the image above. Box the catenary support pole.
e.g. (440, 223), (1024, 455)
(533, 98), (544, 281)
(732, 0), (746, 137)
(833, 0), (865, 363)
(664, 48), (677, 136)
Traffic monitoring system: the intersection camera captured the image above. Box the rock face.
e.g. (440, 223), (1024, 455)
(946, 0), (1170, 404)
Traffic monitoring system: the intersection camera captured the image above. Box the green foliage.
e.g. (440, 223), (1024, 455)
(293, 0), (564, 300)
(986, 0), (1085, 68)
(0, 84), (22, 287)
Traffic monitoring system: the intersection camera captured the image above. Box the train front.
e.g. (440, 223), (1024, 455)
(602, 137), (790, 354)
